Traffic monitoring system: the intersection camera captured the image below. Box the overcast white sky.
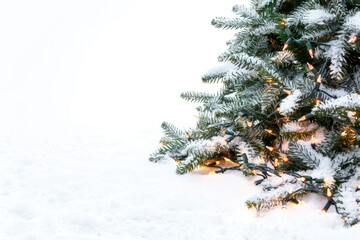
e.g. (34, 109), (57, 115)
(0, 0), (249, 139)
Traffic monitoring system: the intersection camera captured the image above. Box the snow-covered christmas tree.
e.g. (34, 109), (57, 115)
(150, 0), (360, 226)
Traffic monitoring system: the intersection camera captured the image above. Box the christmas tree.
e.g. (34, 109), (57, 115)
(150, 0), (360, 226)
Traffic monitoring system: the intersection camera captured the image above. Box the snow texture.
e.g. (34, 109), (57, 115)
(203, 63), (236, 78)
(344, 12), (360, 31)
(325, 37), (347, 81)
(314, 93), (360, 111)
(279, 89), (302, 115)
(282, 121), (318, 132)
(302, 9), (334, 26)
(1, 130), (359, 240)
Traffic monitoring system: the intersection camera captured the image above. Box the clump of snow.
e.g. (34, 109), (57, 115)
(181, 136), (228, 164)
(279, 89), (302, 115)
(203, 63), (236, 77)
(302, 9), (334, 25)
(344, 12), (360, 30)
(320, 86), (348, 98)
(313, 94), (360, 112)
(282, 121), (318, 133)
(256, 0), (272, 9)
(324, 38), (347, 81)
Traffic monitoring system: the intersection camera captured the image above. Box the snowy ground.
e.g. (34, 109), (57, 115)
(0, 128), (359, 240)
(1, 0), (359, 239)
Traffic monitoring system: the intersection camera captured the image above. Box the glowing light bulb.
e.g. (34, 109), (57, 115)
(283, 89), (292, 95)
(298, 177), (306, 182)
(308, 48), (314, 58)
(259, 156), (265, 164)
(348, 111), (356, 117)
(327, 188), (332, 197)
(298, 116), (307, 122)
(246, 120), (253, 128)
(348, 35), (358, 44)
(316, 75), (322, 84)
(315, 98), (321, 106)
(283, 43), (289, 51)
(274, 158), (279, 167)
(298, 113), (314, 122)
(311, 135), (316, 144)
(282, 155), (289, 163)
(279, 20), (286, 26)
(266, 146), (275, 152)
(265, 78), (274, 84)
(340, 131), (347, 137)
(264, 129), (275, 135)
(307, 62), (315, 71)
(223, 157), (232, 163)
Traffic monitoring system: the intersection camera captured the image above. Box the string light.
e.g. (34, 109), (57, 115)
(311, 135), (316, 149)
(340, 131), (347, 137)
(306, 42), (314, 58)
(321, 200), (332, 213)
(266, 146), (275, 152)
(283, 89), (292, 95)
(307, 62), (315, 71)
(298, 176), (312, 182)
(279, 20), (286, 26)
(265, 77), (274, 84)
(348, 111), (357, 117)
(348, 32), (360, 44)
(246, 120), (253, 128)
(315, 75), (322, 90)
(298, 177), (306, 182)
(264, 129), (276, 136)
(259, 156), (266, 165)
(281, 154), (289, 163)
(274, 158), (279, 168)
(327, 188), (332, 197)
(283, 38), (294, 50)
(298, 113), (314, 122)
(315, 97), (321, 106)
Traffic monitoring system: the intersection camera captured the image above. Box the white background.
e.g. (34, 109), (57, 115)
(0, 0), (242, 140)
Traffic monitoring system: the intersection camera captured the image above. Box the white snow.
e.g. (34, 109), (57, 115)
(0, 0), (359, 239)
(345, 12), (360, 31)
(279, 89), (302, 115)
(1, 129), (359, 240)
(302, 9), (334, 26)
(314, 93), (360, 112)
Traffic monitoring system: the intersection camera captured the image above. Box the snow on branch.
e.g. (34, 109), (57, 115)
(344, 12), (360, 31)
(302, 8), (334, 26)
(313, 93), (360, 112)
(279, 90), (302, 115)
